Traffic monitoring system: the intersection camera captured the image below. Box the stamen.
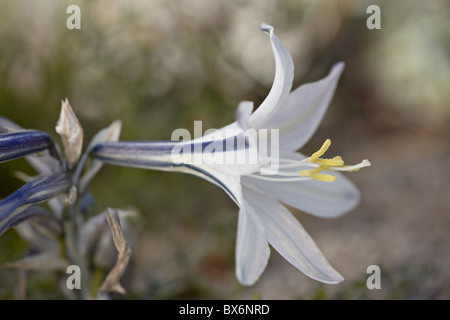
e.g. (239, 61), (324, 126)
(310, 173), (336, 182)
(300, 139), (371, 182)
(300, 169), (311, 177)
(300, 166), (336, 182)
(309, 139), (331, 162)
(255, 139), (370, 184)
(313, 156), (344, 167)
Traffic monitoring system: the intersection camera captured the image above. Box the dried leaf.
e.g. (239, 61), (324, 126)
(79, 208), (135, 262)
(99, 208), (132, 295)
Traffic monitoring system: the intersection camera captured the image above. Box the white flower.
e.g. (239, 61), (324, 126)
(93, 23), (370, 286)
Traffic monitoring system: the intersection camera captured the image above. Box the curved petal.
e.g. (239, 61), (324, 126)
(267, 62), (345, 151)
(249, 23), (294, 129)
(180, 164), (244, 205)
(235, 203), (270, 286)
(242, 186), (344, 284)
(242, 153), (360, 218)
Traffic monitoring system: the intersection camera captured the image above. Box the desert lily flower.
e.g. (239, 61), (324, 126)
(92, 23), (371, 285)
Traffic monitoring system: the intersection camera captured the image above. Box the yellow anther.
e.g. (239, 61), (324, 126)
(309, 140), (344, 167)
(309, 139), (331, 162)
(310, 173), (336, 182)
(301, 165), (326, 176)
(311, 165), (327, 175)
(300, 166), (336, 182)
(300, 169), (311, 177)
(301, 162), (328, 177)
(313, 156), (344, 167)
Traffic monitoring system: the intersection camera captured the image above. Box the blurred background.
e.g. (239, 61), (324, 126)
(0, 0), (449, 299)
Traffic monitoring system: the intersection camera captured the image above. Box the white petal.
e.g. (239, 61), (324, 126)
(249, 23), (294, 129)
(242, 153), (360, 218)
(235, 203), (270, 286)
(183, 165), (244, 206)
(242, 186), (344, 284)
(267, 62), (345, 151)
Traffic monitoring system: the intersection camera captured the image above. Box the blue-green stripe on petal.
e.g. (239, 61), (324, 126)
(4, 206), (57, 231)
(0, 130), (54, 163)
(0, 173), (70, 236)
(91, 135), (248, 156)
